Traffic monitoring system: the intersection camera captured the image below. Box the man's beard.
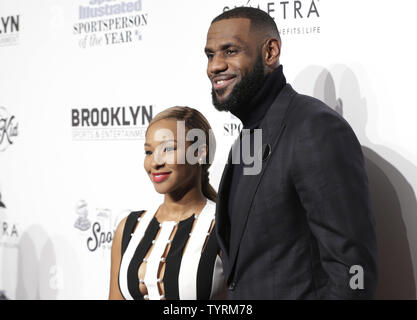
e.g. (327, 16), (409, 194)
(211, 55), (266, 113)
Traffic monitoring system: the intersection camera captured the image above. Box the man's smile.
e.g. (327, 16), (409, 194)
(212, 74), (237, 91)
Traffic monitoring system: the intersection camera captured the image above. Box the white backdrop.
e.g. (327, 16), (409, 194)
(1, 0), (416, 299)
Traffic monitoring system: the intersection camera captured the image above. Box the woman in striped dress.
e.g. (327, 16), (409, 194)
(109, 107), (226, 300)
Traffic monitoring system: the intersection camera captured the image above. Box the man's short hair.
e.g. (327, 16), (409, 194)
(211, 7), (281, 42)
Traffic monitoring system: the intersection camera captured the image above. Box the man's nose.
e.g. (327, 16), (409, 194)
(208, 54), (228, 75)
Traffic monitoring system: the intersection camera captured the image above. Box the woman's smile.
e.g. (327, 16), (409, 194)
(152, 172), (172, 183)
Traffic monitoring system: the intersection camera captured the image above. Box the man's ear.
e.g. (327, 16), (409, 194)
(263, 38), (281, 68)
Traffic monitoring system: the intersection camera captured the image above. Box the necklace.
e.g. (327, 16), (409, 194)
(157, 199), (206, 223)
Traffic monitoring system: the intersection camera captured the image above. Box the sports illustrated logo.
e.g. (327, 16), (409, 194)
(0, 106), (19, 152)
(222, 0), (321, 36)
(74, 199), (128, 252)
(0, 15), (19, 47)
(71, 105), (153, 141)
(73, 0), (148, 48)
(0, 193), (20, 249)
(74, 199), (92, 231)
(223, 113), (242, 137)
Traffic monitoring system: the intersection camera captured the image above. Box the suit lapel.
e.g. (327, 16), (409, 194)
(226, 84), (298, 282)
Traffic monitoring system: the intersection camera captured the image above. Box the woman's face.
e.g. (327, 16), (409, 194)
(144, 119), (201, 195)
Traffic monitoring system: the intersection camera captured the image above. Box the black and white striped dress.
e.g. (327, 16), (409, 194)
(118, 199), (226, 300)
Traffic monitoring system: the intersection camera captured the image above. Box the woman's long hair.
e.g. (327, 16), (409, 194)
(147, 106), (217, 202)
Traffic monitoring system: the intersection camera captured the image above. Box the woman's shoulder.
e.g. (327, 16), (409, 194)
(117, 210), (147, 255)
(125, 210), (146, 225)
(116, 210), (146, 233)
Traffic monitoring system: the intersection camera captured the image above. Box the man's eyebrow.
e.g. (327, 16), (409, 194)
(205, 41), (243, 53)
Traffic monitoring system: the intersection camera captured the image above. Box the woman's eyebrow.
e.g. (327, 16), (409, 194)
(144, 139), (177, 147)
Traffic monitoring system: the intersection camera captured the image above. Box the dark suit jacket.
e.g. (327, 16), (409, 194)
(216, 84), (378, 299)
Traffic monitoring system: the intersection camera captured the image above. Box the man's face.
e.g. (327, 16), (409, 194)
(205, 18), (265, 112)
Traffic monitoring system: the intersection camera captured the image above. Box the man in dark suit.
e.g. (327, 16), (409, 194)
(204, 7), (378, 299)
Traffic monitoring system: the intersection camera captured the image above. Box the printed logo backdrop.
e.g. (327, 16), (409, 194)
(1, 0), (417, 300)
(73, 0), (148, 48)
(221, 0), (321, 36)
(0, 106), (19, 152)
(0, 14), (19, 47)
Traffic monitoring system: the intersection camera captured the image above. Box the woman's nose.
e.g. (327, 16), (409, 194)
(150, 148), (166, 169)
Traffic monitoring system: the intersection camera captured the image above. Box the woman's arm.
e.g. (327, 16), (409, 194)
(108, 216), (127, 300)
